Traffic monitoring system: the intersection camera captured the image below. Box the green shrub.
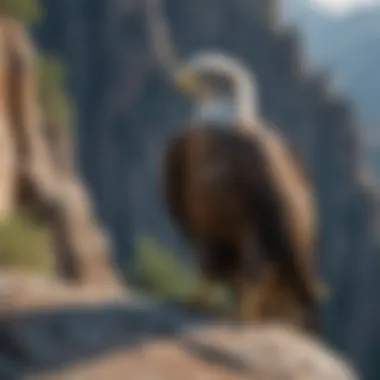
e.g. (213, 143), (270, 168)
(132, 235), (231, 309)
(0, 0), (43, 23)
(0, 0), (75, 136)
(0, 0), (71, 276)
(0, 211), (54, 273)
(38, 54), (75, 135)
(133, 236), (196, 300)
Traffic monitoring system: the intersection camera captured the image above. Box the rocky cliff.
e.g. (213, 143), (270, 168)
(0, 15), (123, 288)
(283, 1), (380, 183)
(19, 0), (380, 379)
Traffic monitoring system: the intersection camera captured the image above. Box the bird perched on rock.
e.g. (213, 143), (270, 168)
(145, 0), (327, 334)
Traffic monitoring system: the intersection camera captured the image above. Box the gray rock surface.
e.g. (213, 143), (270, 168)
(0, 296), (358, 380)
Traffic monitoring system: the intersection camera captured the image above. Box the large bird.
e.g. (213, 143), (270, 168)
(145, 0), (326, 334)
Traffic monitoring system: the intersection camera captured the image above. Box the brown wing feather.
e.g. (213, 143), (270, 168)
(163, 133), (189, 235)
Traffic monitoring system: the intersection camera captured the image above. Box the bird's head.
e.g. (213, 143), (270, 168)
(171, 52), (258, 124)
(172, 52), (248, 101)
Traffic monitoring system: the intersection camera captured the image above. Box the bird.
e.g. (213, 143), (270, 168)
(163, 51), (327, 334)
(144, 0), (326, 334)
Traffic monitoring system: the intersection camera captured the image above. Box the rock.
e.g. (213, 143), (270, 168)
(0, 277), (358, 380)
(0, 15), (123, 289)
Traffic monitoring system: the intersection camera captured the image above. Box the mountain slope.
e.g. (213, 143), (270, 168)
(282, 1), (380, 133)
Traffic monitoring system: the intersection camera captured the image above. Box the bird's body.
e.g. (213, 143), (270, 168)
(144, 2), (324, 333)
(166, 126), (256, 280)
(164, 121), (323, 333)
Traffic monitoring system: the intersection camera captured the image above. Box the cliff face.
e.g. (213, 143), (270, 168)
(0, 15), (123, 290)
(282, 1), (380, 130)
(31, 1), (380, 379)
(282, 1), (380, 180)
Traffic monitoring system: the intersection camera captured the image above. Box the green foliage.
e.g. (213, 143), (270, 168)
(0, 211), (54, 273)
(132, 236), (231, 309)
(133, 236), (197, 300)
(0, 2), (72, 275)
(0, 0), (43, 23)
(0, 0), (74, 134)
(38, 54), (75, 135)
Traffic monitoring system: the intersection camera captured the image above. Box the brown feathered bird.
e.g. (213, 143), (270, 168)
(163, 52), (327, 334)
(144, 0), (326, 334)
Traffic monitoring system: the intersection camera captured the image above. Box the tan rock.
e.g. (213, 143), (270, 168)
(26, 323), (357, 380)
(0, 16), (123, 289)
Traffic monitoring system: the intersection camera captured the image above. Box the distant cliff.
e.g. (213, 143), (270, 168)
(31, 1), (380, 379)
(282, 1), (380, 181)
(282, 1), (380, 138)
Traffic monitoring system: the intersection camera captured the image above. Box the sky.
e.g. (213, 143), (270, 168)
(311, 0), (380, 14)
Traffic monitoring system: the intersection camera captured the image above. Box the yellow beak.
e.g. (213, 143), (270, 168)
(174, 70), (210, 98)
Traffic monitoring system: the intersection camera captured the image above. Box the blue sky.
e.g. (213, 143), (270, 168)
(311, 0), (379, 13)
